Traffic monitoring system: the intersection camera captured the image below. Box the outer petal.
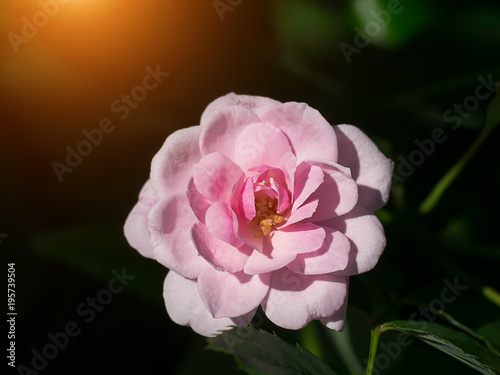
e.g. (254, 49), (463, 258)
(150, 126), (202, 198)
(301, 159), (358, 222)
(271, 223), (326, 255)
(321, 206), (386, 275)
(124, 180), (157, 259)
(199, 106), (260, 160)
(335, 124), (394, 211)
(191, 223), (251, 273)
(163, 271), (254, 337)
(193, 152), (243, 203)
(287, 227), (350, 275)
(234, 122), (292, 172)
(148, 194), (207, 279)
(198, 267), (271, 318)
(259, 102), (338, 164)
(320, 279), (349, 331)
(262, 268), (348, 329)
(205, 201), (243, 247)
(200, 93), (281, 125)
(187, 178), (211, 224)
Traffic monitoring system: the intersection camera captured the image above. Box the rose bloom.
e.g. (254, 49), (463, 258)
(124, 93), (393, 337)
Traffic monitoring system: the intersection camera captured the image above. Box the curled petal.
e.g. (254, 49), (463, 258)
(335, 125), (394, 211)
(283, 200), (319, 227)
(279, 151), (297, 201)
(301, 159), (358, 221)
(198, 267), (271, 318)
(262, 269), (348, 329)
(238, 177), (256, 223)
(124, 180), (157, 259)
(164, 271), (254, 337)
(150, 126), (202, 198)
(276, 183), (290, 214)
(148, 194), (207, 279)
(192, 222), (251, 273)
(292, 164), (324, 211)
(232, 209), (267, 252)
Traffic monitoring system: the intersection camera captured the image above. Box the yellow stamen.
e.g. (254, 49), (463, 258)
(261, 219), (273, 227)
(252, 195), (285, 237)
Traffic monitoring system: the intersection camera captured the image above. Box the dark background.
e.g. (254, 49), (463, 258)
(1, 0), (499, 374)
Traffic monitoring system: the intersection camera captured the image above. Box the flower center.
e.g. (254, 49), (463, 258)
(253, 195), (284, 238)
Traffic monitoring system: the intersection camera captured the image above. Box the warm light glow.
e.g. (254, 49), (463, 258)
(0, 0), (210, 134)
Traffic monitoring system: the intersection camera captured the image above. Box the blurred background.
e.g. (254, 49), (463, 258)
(1, 0), (499, 374)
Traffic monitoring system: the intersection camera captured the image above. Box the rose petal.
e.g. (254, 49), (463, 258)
(320, 280), (349, 331)
(124, 180), (157, 259)
(205, 201), (244, 247)
(187, 178), (211, 224)
(163, 271), (254, 337)
(232, 210), (267, 252)
(234, 122), (292, 172)
(282, 200), (319, 227)
(279, 151), (297, 201)
(261, 268), (348, 329)
(193, 152), (243, 203)
(200, 106), (260, 160)
(321, 206), (386, 275)
(198, 267), (271, 318)
(335, 125), (394, 211)
(302, 159), (358, 221)
(150, 126), (202, 198)
(259, 102), (338, 164)
(287, 227), (350, 275)
(276, 182), (290, 213)
(192, 222), (251, 273)
(271, 223), (325, 255)
(148, 194), (207, 279)
(292, 164), (324, 211)
(238, 177), (256, 223)
(200, 93), (281, 125)
(243, 246), (296, 275)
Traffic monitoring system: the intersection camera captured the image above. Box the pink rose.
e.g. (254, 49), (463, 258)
(124, 93), (393, 337)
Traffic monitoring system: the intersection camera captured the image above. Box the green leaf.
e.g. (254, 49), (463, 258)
(380, 320), (500, 374)
(208, 326), (337, 375)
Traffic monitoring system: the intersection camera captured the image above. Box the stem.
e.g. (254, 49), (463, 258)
(419, 120), (496, 215)
(365, 326), (382, 375)
(326, 324), (365, 375)
(299, 322), (323, 359)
